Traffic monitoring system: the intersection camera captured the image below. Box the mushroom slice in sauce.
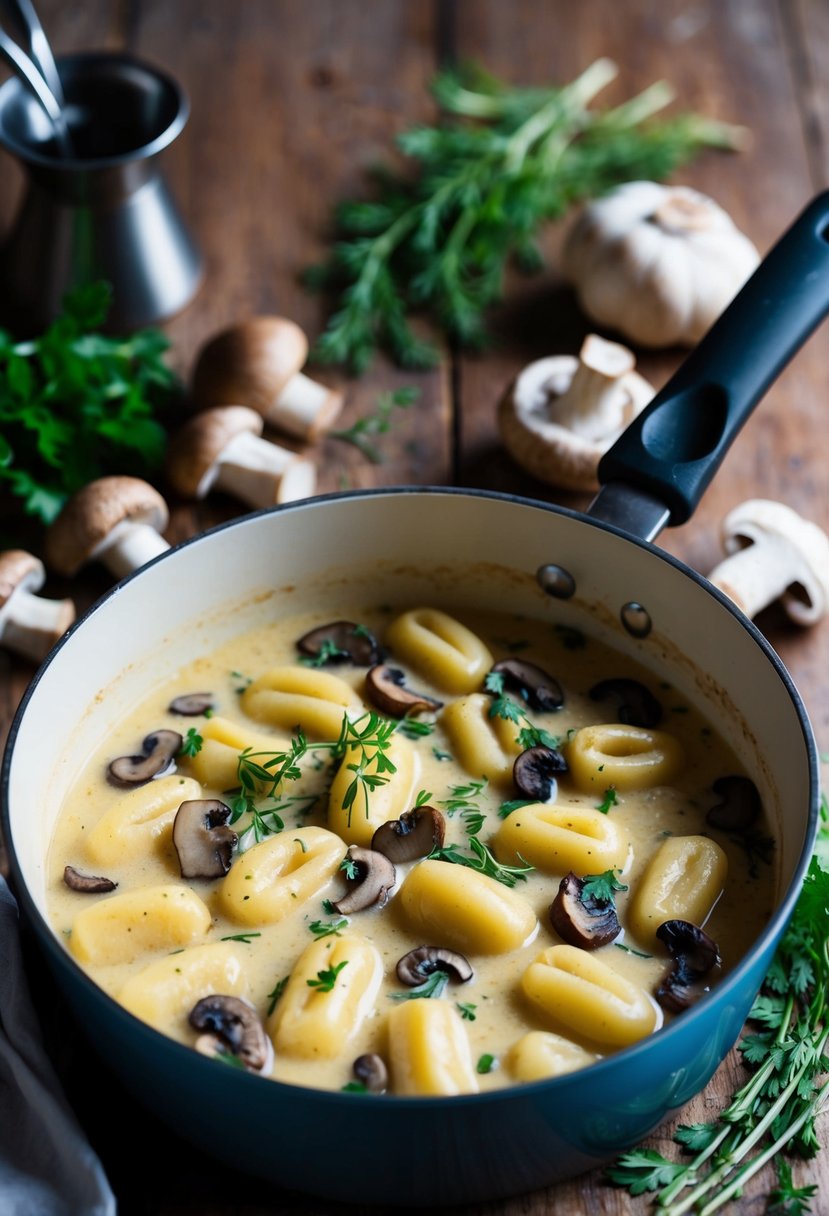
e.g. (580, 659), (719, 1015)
(173, 799), (238, 879)
(396, 945), (474, 987)
(513, 745), (568, 801)
(371, 806), (446, 863)
(296, 620), (381, 666)
(352, 1052), (388, 1093)
(107, 729), (183, 786)
(490, 658), (564, 712)
(706, 775), (762, 832)
(365, 664), (443, 717)
(549, 871), (621, 949)
(655, 920), (721, 1012)
(189, 994), (271, 1072)
(168, 692), (215, 716)
(63, 865), (117, 894)
(331, 845), (396, 914)
(589, 678), (662, 728)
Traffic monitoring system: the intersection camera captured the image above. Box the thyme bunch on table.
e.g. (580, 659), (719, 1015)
(307, 58), (747, 372)
(607, 801), (829, 1214)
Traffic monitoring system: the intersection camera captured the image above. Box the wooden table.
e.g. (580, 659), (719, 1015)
(1, 1), (828, 1211)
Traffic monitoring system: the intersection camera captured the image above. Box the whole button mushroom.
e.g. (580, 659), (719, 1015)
(165, 405), (316, 509)
(707, 499), (829, 625)
(498, 334), (654, 491)
(45, 476), (170, 580)
(0, 549), (75, 661)
(191, 317), (344, 442)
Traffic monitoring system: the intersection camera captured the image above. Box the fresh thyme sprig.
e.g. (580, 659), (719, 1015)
(429, 835), (534, 888)
(329, 386), (419, 463)
(307, 59), (747, 372)
(607, 808), (829, 1214)
(485, 671), (560, 751)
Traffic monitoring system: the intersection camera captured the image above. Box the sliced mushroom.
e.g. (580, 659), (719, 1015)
(706, 775), (761, 832)
(371, 806), (446, 862)
(173, 799), (238, 879)
(189, 994), (271, 1072)
(63, 865), (117, 894)
(589, 678), (662, 728)
(513, 745), (568, 801)
(297, 620), (381, 666)
(549, 872), (621, 949)
(107, 729), (183, 786)
(352, 1052), (388, 1093)
(365, 664), (443, 717)
(396, 945), (474, 987)
(332, 845), (396, 914)
(168, 692), (215, 716)
(490, 658), (564, 712)
(655, 920), (721, 1012)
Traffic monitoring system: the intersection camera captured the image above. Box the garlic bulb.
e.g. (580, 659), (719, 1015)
(562, 182), (760, 348)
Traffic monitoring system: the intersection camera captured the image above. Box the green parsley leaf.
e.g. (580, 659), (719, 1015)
(307, 960), (349, 992)
(308, 917), (349, 939)
(476, 1053), (497, 1075)
(179, 728), (203, 758)
(581, 870), (627, 904)
(596, 787), (618, 814)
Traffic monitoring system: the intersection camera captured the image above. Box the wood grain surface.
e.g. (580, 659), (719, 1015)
(1, 2), (827, 1212)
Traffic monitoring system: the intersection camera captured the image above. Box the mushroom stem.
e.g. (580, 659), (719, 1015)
(708, 534), (806, 619)
(94, 519), (170, 579)
(1, 586), (74, 662)
(270, 371), (343, 440)
(547, 335), (638, 442)
(209, 429), (315, 508)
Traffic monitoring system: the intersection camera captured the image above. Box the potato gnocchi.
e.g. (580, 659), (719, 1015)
(48, 603), (776, 1095)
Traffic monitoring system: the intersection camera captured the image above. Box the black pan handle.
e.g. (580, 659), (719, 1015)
(594, 190), (829, 529)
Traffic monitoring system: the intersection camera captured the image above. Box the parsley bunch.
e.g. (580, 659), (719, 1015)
(308, 58), (747, 372)
(0, 282), (177, 525)
(607, 806), (829, 1214)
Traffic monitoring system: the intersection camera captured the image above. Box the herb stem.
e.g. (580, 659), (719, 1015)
(504, 57), (617, 172)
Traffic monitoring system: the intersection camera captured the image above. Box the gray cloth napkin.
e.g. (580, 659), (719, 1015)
(0, 877), (116, 1216)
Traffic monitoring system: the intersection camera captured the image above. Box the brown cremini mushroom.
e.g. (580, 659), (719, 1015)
(173, 799), (238, 879)
(513, 745), (568, 802)
(490, 658), (563, 712)
(396, 945), (474, 987)
(108, 729), (182, 786)
(352, 1052), (388, 1093)
(0, 549), (75, 662)
(45, 476), (170, 579)
(589, 679), (662, 729)
(655, 920), (721, 1012)
(165, 405), (316, 509)
(497, 334), (654, 491)
(365, 664), (443, 717)
(332, 845), (396, 914)
(168, 692), (216, 716)
(191, 317), (343, 441)
(707, 499), (829, 625)
(189, 994), (272, 1072)
(549, 872), (621, 949)
(63, 865), (117, 894)
(297, 620), (381, 666)
(706, 775), (762, 833)
(371, 806), (446, 863)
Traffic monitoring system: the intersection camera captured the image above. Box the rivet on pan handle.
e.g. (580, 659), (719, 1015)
(590, 191), (829, 542)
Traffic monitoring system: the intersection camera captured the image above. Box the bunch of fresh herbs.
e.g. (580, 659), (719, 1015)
(307, 57), (747, 372)
(0, 281), (178, 526)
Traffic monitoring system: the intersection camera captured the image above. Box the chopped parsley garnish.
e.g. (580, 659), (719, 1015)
(308, 917), (349, 939)
(179, 728), (203, 758)
(219, 932), (262, 944)
(596, 787), (618, 814)
(456, 1002), (477, 1021)
(476, 1053), (497, 1075)
(266, 976), (288, 1016)
(307, 960), (349, 993)
(498, 798), (535, 819)
(398, 718), (435, 739)
(581, 870), (628, 904)
(388, 970), (449, 1001)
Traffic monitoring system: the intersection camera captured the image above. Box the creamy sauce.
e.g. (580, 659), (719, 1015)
(47, 604), (776, 1094)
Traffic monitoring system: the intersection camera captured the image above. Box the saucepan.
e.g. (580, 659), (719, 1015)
(2, 194), (828, 1206)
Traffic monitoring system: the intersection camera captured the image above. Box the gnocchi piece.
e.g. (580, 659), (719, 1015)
(387, 998), (479, 1095)
(567, 723), (684, 792)
(495, 802), (628, 874)
(118, 941), (247, 1030)
(399, 858), (538, 955)
(240, 666), (362, 738)
(628, 835), (728, 946)
(186, 715), (289, 792)
(506, 1031), (597, 1082)
(521, 944), (659, 1048)
(440, 693), (523, 786)
(384, 608), (493, 694)
(219, 826), (345, 926)
(327, 731), (421, 846)
(85, 775), (202, 867)
(269, 932), (382, 1060)
(69, 884), (211, 966)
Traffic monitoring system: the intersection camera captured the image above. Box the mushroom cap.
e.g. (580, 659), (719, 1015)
(166, 405), (264, 497)
(720, 498), (829, 625)
(191, 317), (309, 414)
(0, 549), (45, 608)
(45, 477), (169, 576)
(497, 353), (654, 492)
